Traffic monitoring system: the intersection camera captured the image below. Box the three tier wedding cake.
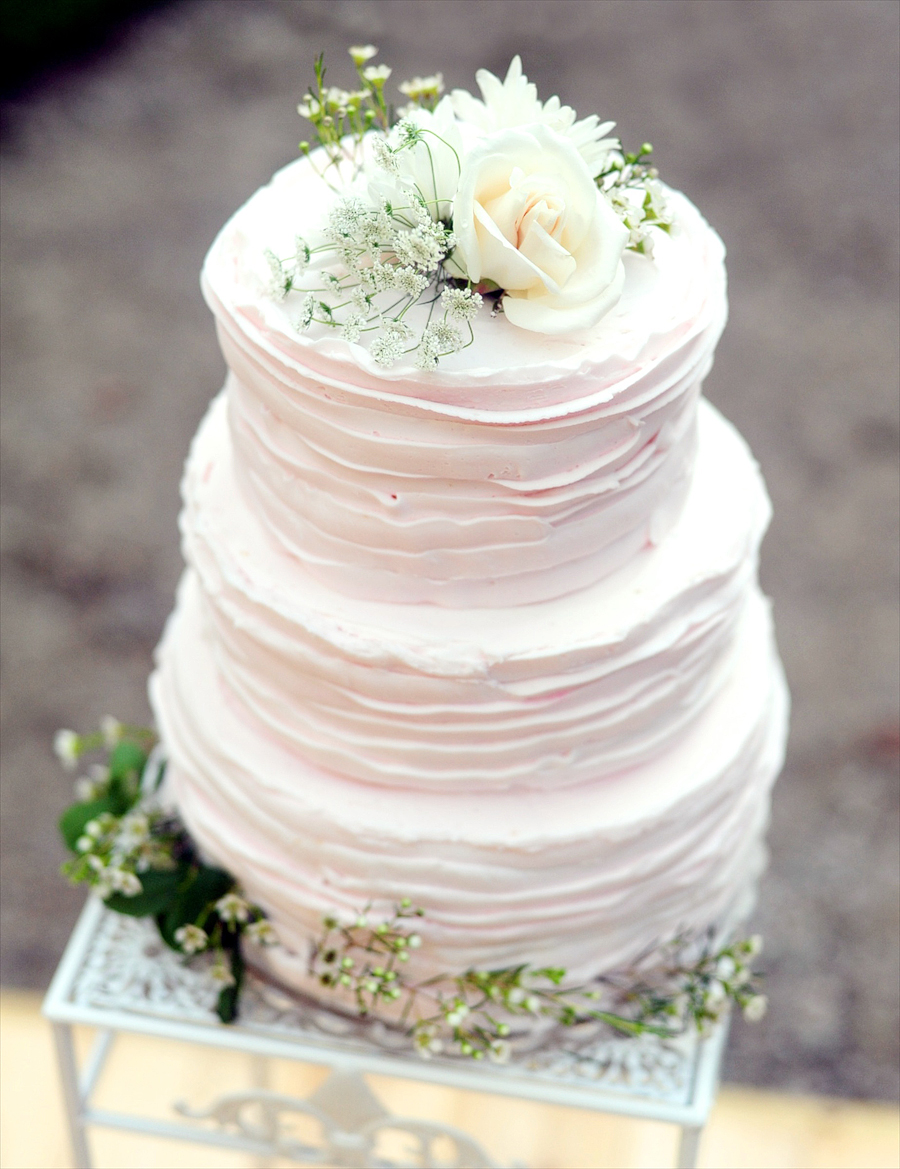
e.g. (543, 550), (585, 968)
(147, 55), (788, 1038)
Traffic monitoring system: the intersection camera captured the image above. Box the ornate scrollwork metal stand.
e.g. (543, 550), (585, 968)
(43, 898), (728, 1168)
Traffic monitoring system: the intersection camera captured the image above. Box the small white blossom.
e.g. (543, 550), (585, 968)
(293, 236), (310, 277)
(445, 1002), (470, 1027)
(414, 1026), (443, 1059)
(399, 74), (444, 101)
(340, 313), (367, 343)
(372, 136), (400, 176)
(420, 321), (462, 357)
(54, 730), (80, 769)
(407, 933), (421, 949)
(210, 959), (236, 988)
(507, 987), (526, 1006)
(350, 285), (371, 311)
(297, 96), (322, 120)
(100, 715), (123, 747)
(216, 893), (251, 924)
(370, 333), (405, 367)
(705, 979), (727, 1006)
(264, 249), (289, 300)
(716, 955), (737, 981)
(116, 812), (150, 850)
(488, 1039), (512, 1064)
(74, 777), (99, 802)
(743, 994), (768, 1022)
(524, 995), (540, 1013)
(297, 293), (317, 331)
(76, 835), (94, 853)
(110, 869), (142, 896)
(85, 819), (104, 839)
(87, 855), (106, 873)
(393, 266), (430, 298)
(348, 44), (378, 64)
(363, 64), (392, 84)
(174, 924), (208, 954)
(441, 286), (483, 322)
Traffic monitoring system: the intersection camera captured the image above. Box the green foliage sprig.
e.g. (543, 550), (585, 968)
(55, 722), (275, 1022)
(310, 902), (767, 1063)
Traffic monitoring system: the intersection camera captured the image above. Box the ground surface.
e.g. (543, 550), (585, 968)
(1, 0), (898, 1101)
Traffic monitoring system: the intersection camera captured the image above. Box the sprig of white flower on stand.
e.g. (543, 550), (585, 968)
(56, 722), (277, 1022)
(309, 903), (768, 1064)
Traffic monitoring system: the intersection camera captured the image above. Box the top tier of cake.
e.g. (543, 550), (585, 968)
(201, 158), (728, 607)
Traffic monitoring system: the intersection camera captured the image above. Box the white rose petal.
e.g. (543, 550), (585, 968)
(454, 124), (627, 335)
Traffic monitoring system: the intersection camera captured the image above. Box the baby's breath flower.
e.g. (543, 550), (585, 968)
(372, 136), (400, 177)
(110, 869), (142, 896)
(54, 729), (80, 769)
(743, 994), (768, 1022)
(74, 777), (99, 802)
(716, 955), (737, 981)
(340, 313), (367, 343)
(117, 811), (150, 850)
(297, 96), (321, 120)
(264, 249), (289, 301)
(297, 293), (317, 331)
(363, 64), (392, 85)
(441, 286), (482, 322)
(370, 332), (405, 368)
(215, 892), (250, 925)
(210, 958), (236, 988)
(488, 1039), (512, 1065)
(348, 44), (378, 65)
(398, 74), (444, 101)
(76, 835), (93, 853)
(421, 320), (462, 356)
(350, 285), (371, 311)
(174, 924), (208, 954)
(100, 715), (123, 747)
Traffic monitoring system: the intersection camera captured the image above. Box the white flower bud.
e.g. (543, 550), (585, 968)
(100, 716), (122, 747)
(54, 730), (80, 769)
(743, 994), (768, 1022)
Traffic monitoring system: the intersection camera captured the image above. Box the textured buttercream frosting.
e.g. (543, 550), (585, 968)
(150, 155), (787, 1000)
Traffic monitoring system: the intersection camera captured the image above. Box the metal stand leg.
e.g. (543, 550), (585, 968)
(52, 1022), (93, 1169)
(676, 1123), (703, 1168)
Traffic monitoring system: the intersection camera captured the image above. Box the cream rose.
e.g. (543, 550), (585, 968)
(453, 124), (628, 334)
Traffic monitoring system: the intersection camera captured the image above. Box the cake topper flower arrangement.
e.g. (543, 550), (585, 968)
(264, 49), (672, 368)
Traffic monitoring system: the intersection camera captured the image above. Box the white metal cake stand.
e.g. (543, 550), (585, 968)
(43, 897), (728, 1168)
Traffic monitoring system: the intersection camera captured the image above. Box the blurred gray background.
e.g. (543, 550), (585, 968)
(1, 0), (898, 1102)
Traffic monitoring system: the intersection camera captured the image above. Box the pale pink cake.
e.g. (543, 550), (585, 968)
(150, 155), (788, 999)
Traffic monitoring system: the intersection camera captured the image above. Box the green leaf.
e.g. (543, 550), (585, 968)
(108, 740), (147, 782)
(59, 797), (113, 851)
(157, 864), (233, 949)
(104, 867), (184, 917)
